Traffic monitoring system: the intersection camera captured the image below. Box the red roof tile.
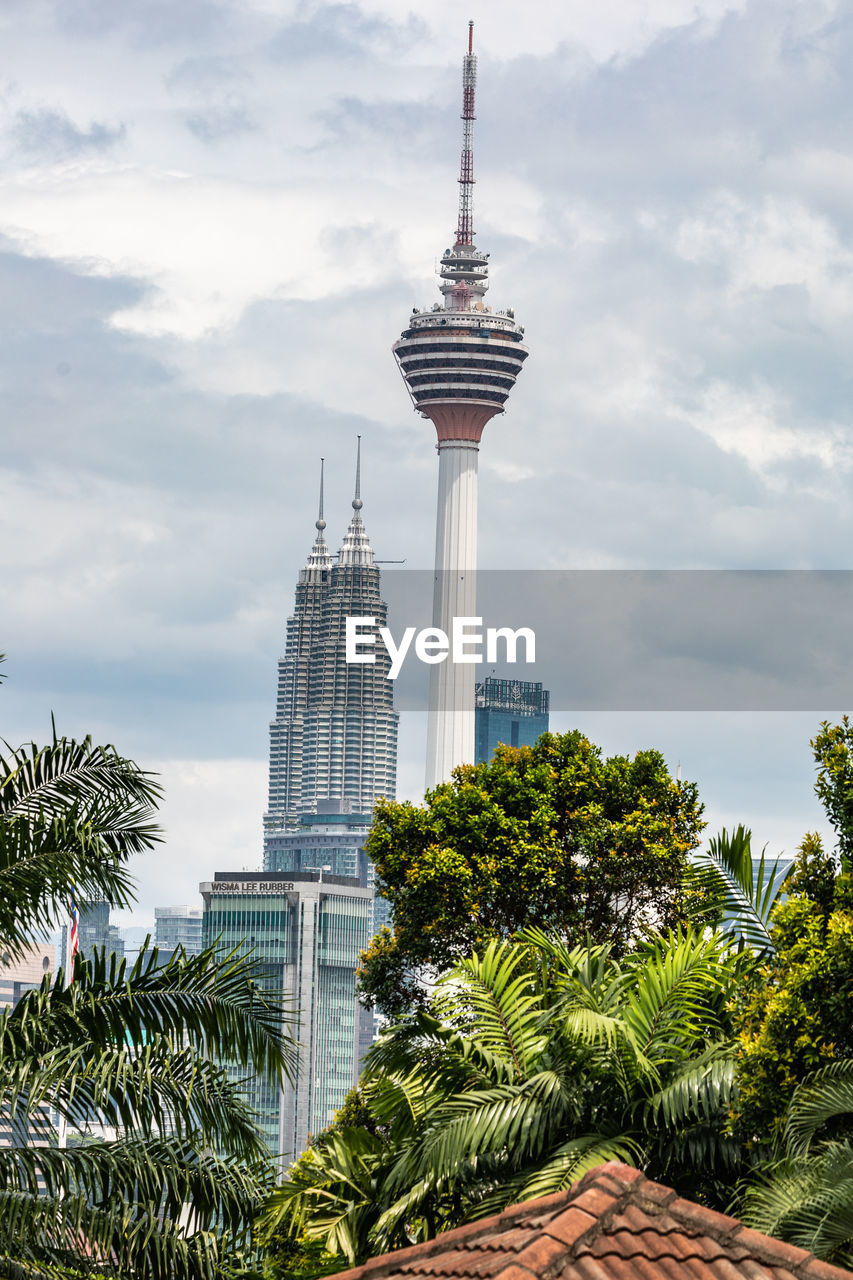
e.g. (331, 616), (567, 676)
(324, 1162), (853, 1280)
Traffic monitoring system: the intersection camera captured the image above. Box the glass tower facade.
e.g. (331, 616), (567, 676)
(264, 449), (398, 842)
(474, 677), (550, 764)
(200, 870), (373, 1165)
(154, 906), (204, 961)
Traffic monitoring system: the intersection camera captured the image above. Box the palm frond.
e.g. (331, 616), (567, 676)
(29, 943), (298, 1085)
(0, 736), (161, 954)
(744, 1144), (853, 1266)
(395, 1069), (571, 1189)
(641, 1045), (735, 1130)
(693, 825), (792, 954)
(479, 1133), (640, 1213)
(0, 1139), (270, 1279)
(621, 929), (732, 1066)
(262, 1128), (388, 1266)
(436, 940), (547, 1078)
(785, 1059), (853, 1156)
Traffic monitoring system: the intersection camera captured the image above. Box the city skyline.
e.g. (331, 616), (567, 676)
(2, 0), (848, 926)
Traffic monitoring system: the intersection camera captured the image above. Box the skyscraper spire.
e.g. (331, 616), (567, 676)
(303, 458), (331, 577)
(338, 436), (374, 567)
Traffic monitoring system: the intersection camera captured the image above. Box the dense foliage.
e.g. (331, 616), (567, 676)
(811, 717), (853, 869)
(732, 833), (853, 1148)
(359, 731), (708, 1016)
(0, 702), (296, 1279)
(744, 1059), (853, 1268)
(265, 929), (744, 1267)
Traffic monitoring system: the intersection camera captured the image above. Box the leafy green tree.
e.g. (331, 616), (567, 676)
(812, 717), (853, 869)
(732, 833), (853, 1149)
(266, 928), (742, 1265)
(360, 732), (707, 1016)
(0, 714), (296, 1278)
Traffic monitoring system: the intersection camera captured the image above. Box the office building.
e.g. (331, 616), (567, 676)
(0, 942), (54, 1008)
(475, 678), (550, 763)
(0, 943), (54, 1150)
(154, 905), (204, 961)
(265, 798), (389, 936)
(200, 870), (373, 1165)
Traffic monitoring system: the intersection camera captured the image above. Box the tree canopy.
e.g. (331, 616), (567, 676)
(359, 731), (707, 1016)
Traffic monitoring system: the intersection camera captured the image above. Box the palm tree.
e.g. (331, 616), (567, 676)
(0, 724), (297, 1278)
(693, 825), (792, 954)
(263, 928), (743, 1265)
(743, 1059), (853, 1268)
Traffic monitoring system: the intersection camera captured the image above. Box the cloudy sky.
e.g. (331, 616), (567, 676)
(2, 0), (850, 928)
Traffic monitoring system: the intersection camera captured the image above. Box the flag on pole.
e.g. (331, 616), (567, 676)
(59, 892), (80, 1151)
(68, 893), (79, 967)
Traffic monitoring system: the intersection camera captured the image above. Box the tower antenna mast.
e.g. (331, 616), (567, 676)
(457, 20), (476, 247)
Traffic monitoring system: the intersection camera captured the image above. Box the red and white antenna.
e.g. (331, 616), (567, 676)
(456, 20), (477, 246)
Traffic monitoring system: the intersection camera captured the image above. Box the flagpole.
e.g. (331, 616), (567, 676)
(57, 895), (77, 1151)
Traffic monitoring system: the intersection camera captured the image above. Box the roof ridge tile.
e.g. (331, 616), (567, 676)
(318, 1162), (853, 1280)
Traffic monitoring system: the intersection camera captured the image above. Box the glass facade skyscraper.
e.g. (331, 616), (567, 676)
(474, 677), (550, 764)
(200, 870), (373, 1164)
(265, 446), (398, 841)
(154, 905), (203, 961)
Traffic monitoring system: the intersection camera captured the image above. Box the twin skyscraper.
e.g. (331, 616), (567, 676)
(200, 445), (397, 1165)
(265, 444), (398, 832)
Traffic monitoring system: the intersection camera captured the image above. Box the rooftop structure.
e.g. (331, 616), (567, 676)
(475, 677), (550, 763)
(319, 1160), (853, 1280)
(392, 23), (529, 790)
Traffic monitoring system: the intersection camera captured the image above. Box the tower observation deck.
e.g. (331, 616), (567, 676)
(392, 22), (529, 789)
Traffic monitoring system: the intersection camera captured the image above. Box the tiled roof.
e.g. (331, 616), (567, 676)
(326, 1161), (853, 1280)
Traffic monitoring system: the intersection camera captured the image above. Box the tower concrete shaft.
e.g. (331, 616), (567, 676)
(392, 23), (529, 789)
(425, 440), (478, 789)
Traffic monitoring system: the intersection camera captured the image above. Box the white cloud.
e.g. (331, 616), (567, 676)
(688, 379), (853, 479)
(116, 758), (267, 925)
(675, 191), (853, 322)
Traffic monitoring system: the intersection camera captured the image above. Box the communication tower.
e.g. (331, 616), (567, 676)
(392, 22), (529, 788)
